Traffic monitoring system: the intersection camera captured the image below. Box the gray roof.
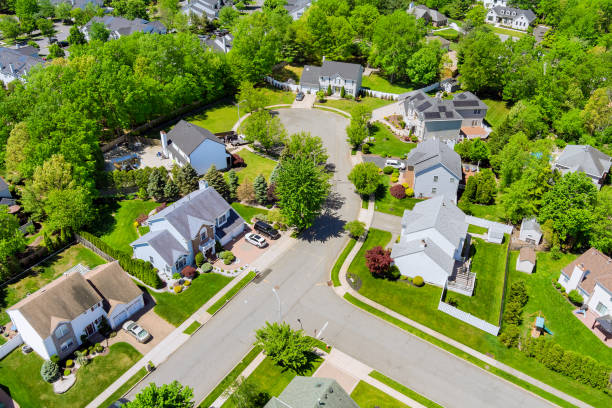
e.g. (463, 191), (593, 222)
(409, 5), (447, 22)
(404, 90), (459, 120)
(391, 237), (455, 274)
(452, 92), (488, 110)
(554, 145), (611, 178)
(426, 35), (451, 47)
(199, 33), (233, 53)
(533, 25), (550, 44)
(131, 229), (188, 266)
(85, 261), (143, 315)
(0, 47), (44, 81)
(285, 0), (311, 14)
(520, 217), (541, 234)
(264, 376), (359, 408)
(320, 60), (362, 82)
(406, 138), (462, 179)
(300, 65), (322, 87)
(167, 120), (225, 157)
(490, 6), (536, 23)
(85, 16), (167, 36)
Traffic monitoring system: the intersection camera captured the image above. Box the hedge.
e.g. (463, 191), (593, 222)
(79, 231), (163, 289)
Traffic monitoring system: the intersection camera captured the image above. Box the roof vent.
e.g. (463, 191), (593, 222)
(421, 239), (427, 248)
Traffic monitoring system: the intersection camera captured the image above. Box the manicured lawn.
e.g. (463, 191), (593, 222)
(467, 224), (488, 234)
(0, 342), (141, 408)
(490, 25), (526, 38)
(143, 273), (233, 326)
(434, 28), (460, 41)
(350, 381), (410, 408)
(468, 202), (506, 222)
(321, 97), (395, 116)
(445, 237), (509, 324)
(97, 367), (147, 408)
(482, 98), (511, 129)
(0, 245), (106, 325)
(332, 237), (358, 286)
(183, 321), (202, 335)
(272, 64), (304, 83)
(370, 371), (443, 408)
(230, 203), (269, 224)
(207, 271), (256, 314)
(231, 149), (277, 184)
(361, 73), (413, 94)
(98, 199), (159, 253)
(368, 122), (417, 158)
(374, 176), (423, 217)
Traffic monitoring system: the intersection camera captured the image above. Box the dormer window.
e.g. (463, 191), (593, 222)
(200, 230), (208, 241)
(217, 213), (227, 226)
(55, 324), (69, 338)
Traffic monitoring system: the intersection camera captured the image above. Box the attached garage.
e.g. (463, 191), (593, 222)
(113, 310), (128, 328)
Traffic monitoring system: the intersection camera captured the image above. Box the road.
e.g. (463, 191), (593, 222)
(127, 109), (551, 408)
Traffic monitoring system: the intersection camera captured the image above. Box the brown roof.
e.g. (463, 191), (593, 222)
(518, 247), (536, 264)
(563, 248), (612, 294)
(86, 261), (143, 315)
(460, 126), (487, 139)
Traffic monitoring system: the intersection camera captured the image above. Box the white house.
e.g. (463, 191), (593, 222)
(82, 16), (167, 41)
(480, 0), (507, 9)
(408, 4), (448, 27)
(131, 181), (245, 282)
(299, 59), (363, 97)
(7, 261), (144, 360)
(519, 217), (542, 244)
(405, 138), (462, 202)
(391, 196), (475, 295)
(516, 247), (536, 274)
(285, 0), (311, 20)
(161, 120), (232, 175)
(183, 0), (226, 18)
(486, 6), (536, 31)
(553, 145), (611, 190)
(50, 0), (103, 9)
(0, 47), (44, 86)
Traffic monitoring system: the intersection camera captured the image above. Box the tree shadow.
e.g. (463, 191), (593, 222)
(299, 211), (346, 243)
(325, 191), (345, 211)
(279, 351), (322, 376)
(87, 198), (120, 237)
(374, 182), (387, 200)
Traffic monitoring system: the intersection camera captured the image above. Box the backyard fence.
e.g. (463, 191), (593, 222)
(264, 76), (300, 92)
(75, 234), (116, 263)
(438, 284), (500, 336)
(0, 334), (23, 360)
(465, 216), (513, 235)
(362, 89), (400, 100)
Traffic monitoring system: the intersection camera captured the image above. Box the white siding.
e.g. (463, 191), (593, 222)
(414, 164), (459, 203)
(133, 243), (167, 272)
(70, 303), (107, 343)
(189, 139), (230, 175)
(394, 252), (449, 286)
(7, 309), (53, 360)
(516, 259), (534, 274)
(587, 284), (612, 316)
(108, 295), (145, 329)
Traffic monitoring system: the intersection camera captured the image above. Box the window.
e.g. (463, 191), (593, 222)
(433, 176), (438, 182)
(90, 305), (96, 312)
(200, 230), (207, 241)
(450, 177), (455, 183)
(55, 324), (69, 338)
(175, 256), (187, 271)
(60, 339), (74, 352)
(217, 213), (227, 226)
(432, 187), (437, 194)
(149, 256), (154, 264)
(472, 120), (479, 126)
(474, 109), (481, 114)
(596, 302), (608, 315)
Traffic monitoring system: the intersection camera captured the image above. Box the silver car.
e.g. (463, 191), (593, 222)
(245, 232), (267, 248)
(122, 320), (151, 343)
(385, 159), (406, 170)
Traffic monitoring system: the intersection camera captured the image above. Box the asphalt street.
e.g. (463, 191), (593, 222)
(126, 109), (552, 408)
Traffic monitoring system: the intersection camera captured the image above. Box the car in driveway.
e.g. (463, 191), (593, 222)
(385, 159), (405, 170)
(245, 232), (267, 248)
(295, 92), (305, 101)
(122, 320), (151, 343)
(254, 220), (280, 240)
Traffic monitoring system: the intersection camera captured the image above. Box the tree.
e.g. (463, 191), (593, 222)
(462, 168), (496, 205)
(164, 179), (180, 201)
(55, 2), (72, 22)
(0, 209), (26, 265)
(37, 0), (54, 18)
(275, 156), (330, 230)
(348, 162), (381, 196)
(282, 132), (328, 164)
(125, 381), (194, 408)
(147, 167), (168, 201)
(44, 187), (93, 233)
(255, 322), (314, 371)
(227, 170), (239, 199)
(218, 6), (240, 29)
(238, 81), (270, 114)
(344, 220), (365, 238)
(5, 121), (28, 182)
(365, 245), (392, 277)
(89, 21), (110, 42)
(457, 27), (508, 94)
(405, 41), (443, 86)
(36, 17), (54, 38)
(581, 88), (611, 134)
(237, 176), (256, 203)
(590, 187), (612, 255)
(111, 0), (148, 20)
(225, 377), (269, 408)
(67, 25), (86, 45)
(47, 43), (64, 59)
(240, 110), (287, 153)
(253, 174), (268, 204)
(262, 0), (288, 14)
(203, 165), (230, 201)
(350, 4), (380, 41)
(346, 105), (371, 148)
(0, 16), (21, 42)
(464, 3), (487, 29)
(175, 163), (199, 196)
(40, 360), (60, 383)
(15, 0), (38, 21)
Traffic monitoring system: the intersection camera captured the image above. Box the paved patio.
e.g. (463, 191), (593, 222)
(575, 310), (612, 347)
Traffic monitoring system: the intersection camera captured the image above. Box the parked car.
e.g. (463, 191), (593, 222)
(295, 92), (305, 101)
(245, 232), (267, 248)
(57, 41), (69, 48)
(385, 159), (405, 170)
(122, 321), (151, 343)
(254, 220), (280, 240)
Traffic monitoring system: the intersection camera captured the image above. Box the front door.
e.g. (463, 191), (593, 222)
(85, 323), (95, 336)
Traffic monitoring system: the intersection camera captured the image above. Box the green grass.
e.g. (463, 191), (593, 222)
(331, 238), (358, 286)
(467, 224), (488, 234)
(361, 73), (413, 94)
(0, 342), (141, 408)
(137, 225), (150, 235)
(272, 64), (304, 83)
(350, 381), (410, 408)
(0, 245), (105, 325)
(231, 149), (277, 184)
(98, 199), (159, 253)
(230, 203), (269, 224)
(313, 106), (351, 118)
(143, 273), (233, 326)
(322, 97), (395, 116)
(370, 371), (443, 408)
(207, 271), (256, 314)
(490, 25), (526, 38)
(97, 367), (147, 408)
(482, 98), (511, 129)
(468, 203), (506, 222)
(374, 177), (423, 217)
(199, 346), (263, 408)
(183, 321), (202, 335)
(309, 336), (331, 353)
(434, 28), (460, 41)
(368, 122), (417, 158)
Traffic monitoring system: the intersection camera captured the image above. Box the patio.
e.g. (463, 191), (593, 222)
(575, 309), (612, 347)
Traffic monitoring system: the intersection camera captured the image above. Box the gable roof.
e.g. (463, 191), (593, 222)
(131, 229), (189, 266)
(403, 90), (459, 121)
(391, 237), (455, 274)
(264, 376), (359, 408)
(554, 145), (611, 179)
(86, 261), (143, 315)
(563, 248), (612, 294)
(519, 247), (536, 264)
(300, 65), (322, 87)
(490, 6), (536, 22)
(452, 92), (488, 110)
(285, 0), (311, 14)
(320, 60), (362, 82)
(85, 16), (167, 36)
(520, 217), (541, 234)
(0, 46), (44, 81)
(166, 120), (225, 158)
(406, 138), (462, 179)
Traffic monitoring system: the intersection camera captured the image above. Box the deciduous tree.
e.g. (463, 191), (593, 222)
(241, 110), (287, 153)
(125, 381), (194, 408)
(282, 131), (328, 164)
(365, 245), (392, 277)
(44, 187), (93, 233)
(0, 209), (26, 266)
(89, 21), (110, 42)
(255, 322), (314, 371)
(237, 176), (256, 203)
(348, 162), (381, 196)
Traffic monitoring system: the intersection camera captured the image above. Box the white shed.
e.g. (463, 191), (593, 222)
(516, 247), (536, 274)
(520, 217), (542, 244)
(487, 227), (504, 244)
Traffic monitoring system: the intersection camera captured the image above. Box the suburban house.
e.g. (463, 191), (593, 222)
(516, 247), (536, 274)
(558, 248), (612, 340)
(131, 181), (245, 282)
(161, 120), (232, 175)
(553, 145), (611, 190)
(0, 46), (44, 86)
(405, 138), (462, 202)
(299, 59), (363, 97)
(408, 4), (448, 27)
(199, 32), (233, 54)
(264, 376), (359, 408)
(183, 0), (226, 18)
(426, 35), (450, 50)
(391, 196), (475, 295)
(82, 16), (167, 41)
(486, 6), (536, 31)
(519, 217), (542, 244)
(7, 261), (144, 360)
(401, 90), (488, 143)
(480, 0), (507, 8)
(285, 0), (311, 20)
(50, 0), (103, 9)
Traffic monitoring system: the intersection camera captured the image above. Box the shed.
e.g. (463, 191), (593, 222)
(487, 227), (504, 244)
(520, 217), (542, 244)
(516, 247), (536, 273)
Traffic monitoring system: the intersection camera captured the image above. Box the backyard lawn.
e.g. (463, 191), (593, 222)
(468, 202), (506, 222)
(272, 64), (304, 83)
(0, 342), (141, 408)
(230, 149), (277, 184)
(434, 28), (460, 41)
(143, 273), (233, 326)
(0, 245), (106, 325)
(368, 122), (416, 158)
(322, 97), (395, 116)
(230, 203), (269, 224)
(97, 199), (159, 253)
(374, 176), (422, 217)
(361, 73), (413, 94)
(482, 98), (511, 129)
(350, 381), (410, 408)
(467, 224), (488, 234)
(490, 25), (526, 38)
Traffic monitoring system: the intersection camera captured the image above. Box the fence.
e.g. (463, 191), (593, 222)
(75, 234), (115, 263)
(264, 76), (300, 92)
(362, 89), (400, 100)
(438, 283), (500, 336)
(465, 215), (513, 235)
(0, 334), (23, 360)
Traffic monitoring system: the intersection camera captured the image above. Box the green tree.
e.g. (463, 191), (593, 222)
(491, 132), (530, 187)
(47, 43), (64, 59)
(348, 162), (381, 196)
(111, 0), (148, 20)
(203, 165), (230, 201)
(40, 360), (59, 383)
(67, 25), (86, 45)
(238, 81), (269, 113)
(580, 87), (611, 134)
(227, 169), (239, 199)
(37, 0), (55, 18)
(4, 122), (28, 183)
(253, 174), (268, 204)
(458, 27), (508, 94)
(590, 186), (612, 255)
(89, 21), (110, 42)
(0, 16), (21, 42)
(405, 41), (443, 86)
(0, 209), (26, 265)
(464, 3), (487, 29)
(125, 381), (194, 408)
(218, 6), (240, 29)
(349, 4), (380, 41)
(164, 179), (180, 201)
(176, 163), (199, 196)
(282, 132), (328, 164)
(344, 220), (366, 238)
(262, 0), (288, 14)
(240, 110), (287, 153)
(147, 167), (168, 201)
(15, 0), (37, 34)
(225, 377), (269, 408)
(346, 104), (371, 148)
(255, 322), (315, 371)
(44, 187), (93, 233)
(54, 2), (72, 22)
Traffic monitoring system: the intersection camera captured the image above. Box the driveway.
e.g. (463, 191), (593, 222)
(362, 154), (408, 168)
(292, 93), (315, 108)
(371, 212), (403, 235)
(34, 21), (71, 56)
(214, 228), (288, 271)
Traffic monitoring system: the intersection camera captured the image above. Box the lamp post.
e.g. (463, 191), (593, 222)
(272, 286), (281, 323)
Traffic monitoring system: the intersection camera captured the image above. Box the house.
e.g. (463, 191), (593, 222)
(553, 145), (611, 190)
(285, 0), (311, 20)
(516, 247), (536, 273)
(426, 35), (451, 50)
(480, 0), (507, 8)
(0, 47), (44, 86)
(199, 32), (233, 54)
(50, 0), (104, 9)
(82, 16), (167, 41)
(487, 227), (504, 244)
(0, 177), (12, 199)
(299, 59), (363, 97)
(131, 181), (245, 282)
(408, 4), (448, 27)
(391, 196), (475, 295)
(405, 138), (462, 202)
(264, 376), (359, 408)
(486, 6), (536, 31)
(161, 120), (231, 175)
(519, 217), (542, 244)
(183, 0), (226, 18)
(7, 261), (144, 360)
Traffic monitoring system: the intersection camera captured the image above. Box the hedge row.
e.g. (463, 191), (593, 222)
(79, 231), (163, 289)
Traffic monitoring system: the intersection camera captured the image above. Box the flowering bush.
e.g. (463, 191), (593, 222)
(173, 285), (183, 293)
(390, 184), (406, 199)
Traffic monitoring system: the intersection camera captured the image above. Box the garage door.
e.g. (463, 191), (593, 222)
(128, 302), (141, 315)
(113, 311), (128, 327)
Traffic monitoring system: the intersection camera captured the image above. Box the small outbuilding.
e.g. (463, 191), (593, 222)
(520, 217), (542, 244)
(487, 227), (504, 244)
(516, 247), (536, 273)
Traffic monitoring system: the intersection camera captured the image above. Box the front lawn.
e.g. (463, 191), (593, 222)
(482, 98), (511, 129)
(0, 342), (141, 408)
(374, 177), (423, 217)
(368, 123), (416, 158)
(350, 381), (410, 408)
(321, 97), (395, 116)
(143, 273), (233, 326)
(97, 367), (147, 408)
(230, 203), (269, 224)
(0, 245), (106, 325)
(434, 28), (460, 41)
(361, 73), (413, 94)
(231, 149), (277, 184)
(96, 199), (159, 253)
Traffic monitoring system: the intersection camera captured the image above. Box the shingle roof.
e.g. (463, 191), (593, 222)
(554, 145), (611, 178)
(491, 6), (536, 23)
(391, 237), (455, 274)
(0, 47), (44, 81)
(86, 261), (143, 315)
(520, 217), (541, 234)
(131, 229), (189, 266)
(85, 16), (167, 37)
(406, 138), (462, 179)
(166, 120), (225, 157)
(452, 92), (488, 110)
(300, 65), (322, 87)
(320, 60), (362, 82)
(285, 0), (311, 14)
(519, 247), (536, 264)
(562, 248), (612, 294)
(264, 376), (359, 408)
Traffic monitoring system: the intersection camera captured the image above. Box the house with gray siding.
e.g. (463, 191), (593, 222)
(183, 0), (226, 18)
(300, 59), (363, 97)
(0, 176), (11, 199)
(408, 4), (448, 27)
(405, 138), (462, 202)
(264, 376), (358, 408)
(82, 16), (166, 41)
(553, 145), (611, 190)
(131, 181), (245, 282)
(0, 46), (44, 86)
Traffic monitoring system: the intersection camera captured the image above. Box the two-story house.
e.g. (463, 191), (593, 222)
(553, 145), (611, 190)
(82, 16), (167, 41)
(0, 46), (44, 86)
(405, 138), (462, 202)
(183, 0), (226, 18)
(480, 0), (507, 9)
(486, 6), (536, 31)
(408, 4), (448, 27)
(300, 59), (363, 97)
(50, 0), (103, 9)
(130, 181), (245, 282)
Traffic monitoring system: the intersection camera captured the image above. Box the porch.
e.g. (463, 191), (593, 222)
(575, 309), (612, 348)
(447, 259), (475, 296)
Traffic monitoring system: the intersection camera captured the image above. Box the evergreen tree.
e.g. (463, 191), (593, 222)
(176, 163), (199, 196)
(269, 164), (281, 184)
(253, 174), (268, 204)
(147, 168), (167, 201)
(227, 169), (239, 200)
(164, 179), (180, 201)
(203, 165), (230, 200)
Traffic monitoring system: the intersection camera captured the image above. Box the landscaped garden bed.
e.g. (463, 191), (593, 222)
(374, 176), (422, 217)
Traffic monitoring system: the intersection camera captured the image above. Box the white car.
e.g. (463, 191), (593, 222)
(245, 232), (267, 248)
(122, 320), (151, 343)
(385, 159), (406, 170)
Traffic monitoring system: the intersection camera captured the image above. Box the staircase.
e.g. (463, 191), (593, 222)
(448, 260), (476, 296)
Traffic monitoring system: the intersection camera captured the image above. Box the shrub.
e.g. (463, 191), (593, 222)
(413, 276), (425, 287)
(568, 290), (583, 306)
(499, 325), (521, 348)
(195, 252), (205, 267)
(232, 153), (245, 167)
(361, 144), (370, 154)
(224, 258), (232, 265)
(201, 262), (213, 273)
(503, 301), (523, 326)
(220, 251), (235, 263)
(76, 355), (89, 366)
(382, 166), (394, 174)
(387, 265), (401, 280)
(446, 295), (459, 307)
(66, 359), (74, 368)
(401, 183), (410, 188)
(172, 272), (181, 280)
(64, 368), (71, 376)
(390, 184), (406, 199)
(50, 354), (59, 364)
(95, 344), (103, 353)
(507, 280), (528, 307)
(365, 246), (392, 277)
(184, 280), (191, 286)
(554, 282), (562, 290)
(405, 187), (414, 197)
(174, 285), (183, 293)
(390, 174), (399, 183)
(344, 220), (366, 238)
(41, 360), (60, 383)
(181, 266), (197, 279)
(110, 331), (117, 338)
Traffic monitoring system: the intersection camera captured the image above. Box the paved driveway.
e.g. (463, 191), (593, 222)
(371, 211), (403, 235)
(362, 154), (408, 168)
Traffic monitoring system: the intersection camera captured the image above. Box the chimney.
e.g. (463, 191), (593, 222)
(567, 262), (587, 292)
(199, 179), (208, 190)
(160, 130), (168, 157)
